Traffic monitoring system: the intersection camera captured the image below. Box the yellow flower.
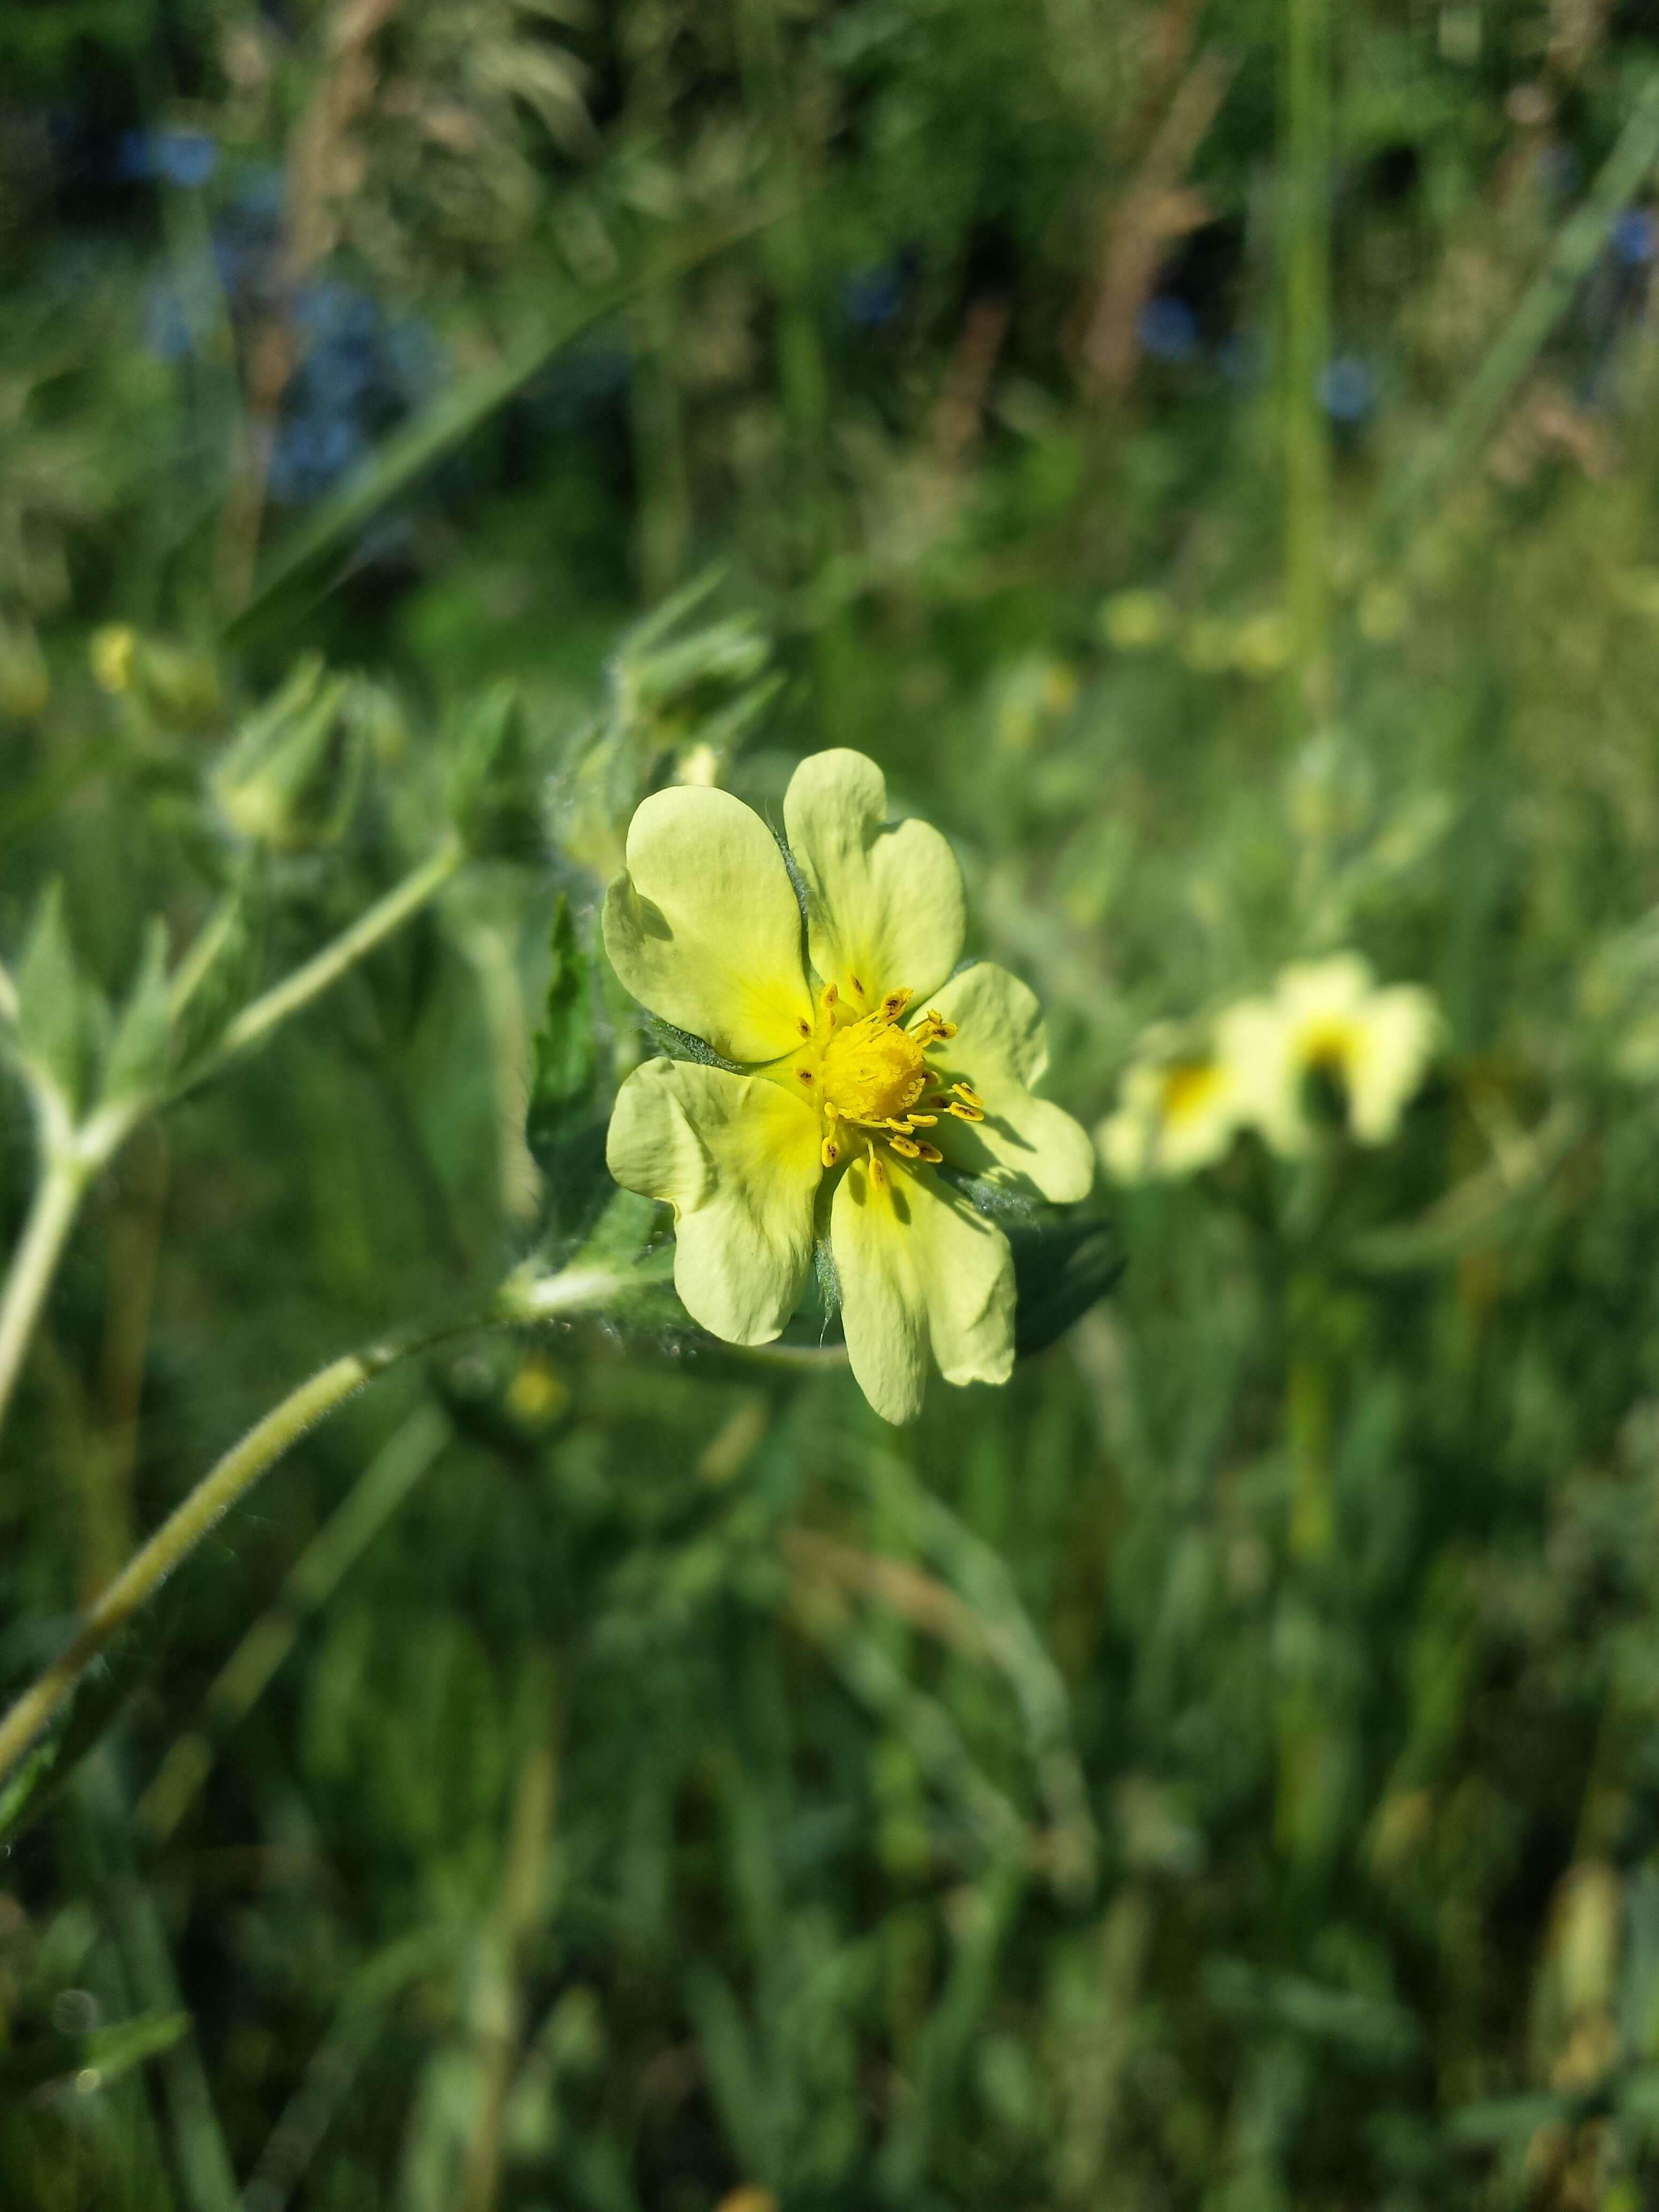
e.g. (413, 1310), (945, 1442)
(1097, 1024), (1244, 1182)
(1221, 952), (1439, 1155)
(91, 623), (137, 694)
(602, 749), (1094, 1423)
(1101, 590), (1178, 652)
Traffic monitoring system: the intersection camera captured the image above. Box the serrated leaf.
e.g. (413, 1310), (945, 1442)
(14, 880), (90, 1110)
(100, 918), (172, 1108)
(526, 898), (609, 1237)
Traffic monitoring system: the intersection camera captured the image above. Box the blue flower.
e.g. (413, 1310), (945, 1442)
(156, 130), (218, 189)
(841, 264), (906, 327)
(1137, 296), (1200, 364)
(142, 283), (195, 363)
(268, 413), (363, 505)
(1612, 208), (1657, 267)
(1318, 355), (1377, 423)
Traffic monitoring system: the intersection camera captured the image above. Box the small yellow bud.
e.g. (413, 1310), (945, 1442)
(91, 624), (137, 694)
(1101, 589), (1178, 652)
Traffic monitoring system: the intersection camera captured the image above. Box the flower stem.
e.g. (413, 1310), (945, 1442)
(0, 1260), (622, 1790)
(0, 836), (466, 1456)
(0, 1154), (88, 1444)
(196, 830), (466, 1083)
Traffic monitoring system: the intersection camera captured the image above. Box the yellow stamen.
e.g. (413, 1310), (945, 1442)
(890, 1134), (922, 1159)
(869, 1153), (886, 1190)
(915, 1141), (943, 1164)
(821, 1135), (841, 1168)
(879, 987), (911, 1022)
(818, 1017), (928, 1127)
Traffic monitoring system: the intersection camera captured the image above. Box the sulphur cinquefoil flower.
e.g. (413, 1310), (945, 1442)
(602, 749), (1094, 1423)
(1097, 1024), (1243, 1183)
(1222, 952), (1439, 1156)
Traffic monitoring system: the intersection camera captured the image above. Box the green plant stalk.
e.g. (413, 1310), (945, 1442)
(136, 1401), (453, 1844)
(1281, 0), (1332, 723)
(1380, 72), (1659, 548)
(0, 1259), (622, 1790)
(0, 835), (465, 1456)
(193, 829), (465, 1083)
(0, 1153), (91, 1447)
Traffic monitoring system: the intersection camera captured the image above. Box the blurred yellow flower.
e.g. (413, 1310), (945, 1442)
(1221, 952), (1439, 1154)
(1101, 589), (1178, 652)
(1097, 1026), (1244, 1182)
(91, 623), (137, 693)
(1231, 609), (1291, 678)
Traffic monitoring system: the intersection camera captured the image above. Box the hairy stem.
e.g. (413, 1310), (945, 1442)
(0, 1261), (623, 1790)
(0, 1154), (89, 1446)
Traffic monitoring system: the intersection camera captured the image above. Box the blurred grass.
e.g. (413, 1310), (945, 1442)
(11, 2), (1659, 2208)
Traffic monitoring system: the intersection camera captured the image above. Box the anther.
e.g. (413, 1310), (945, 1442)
(947, 1101), (984, 1123)
(823, 1099), (839, 1121)
(915, 1141), (943, 1164)
(879, 988), (911, 1022)
(797, 1017), (813, 1038)
(823, 982), (839, 1010)
(796, 1067), (814, 1085)
(850, 975), (865, 996)
(890, 1134), (922, 1158)
(821, 1137), (841, 1168)
(951, 1082), (984, 1109)
(869, 1153), (886, 1190)
(908, 1112), (938, 1127)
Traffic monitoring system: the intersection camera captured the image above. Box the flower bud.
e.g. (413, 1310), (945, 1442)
(212, 656), (364, 850)
(92, 625), (222, 731)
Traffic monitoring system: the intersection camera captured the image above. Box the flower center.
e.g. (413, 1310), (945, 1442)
(1160, 1059), (1224, 1126)
(819, 1021), (928, 1125)
(1298, 1017), (1363, 1079)
(786, 984), (985, 1183)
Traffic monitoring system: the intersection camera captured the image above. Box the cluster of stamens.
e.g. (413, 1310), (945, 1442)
(788, 975), (985, 1190)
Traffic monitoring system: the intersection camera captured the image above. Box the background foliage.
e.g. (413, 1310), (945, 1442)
(8, 0), (1659, 2205)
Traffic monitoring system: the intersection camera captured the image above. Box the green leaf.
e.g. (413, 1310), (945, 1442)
(100, 918), (172, 1108)
(0, 2008), (190, 2096)
(526, 898), (609, 1240)
(1001, 1209), (1125, 1357)
(14, 880), (91, 1111)
(0, 1649), (145, 1846)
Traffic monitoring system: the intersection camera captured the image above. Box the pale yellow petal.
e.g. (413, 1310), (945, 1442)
(606, 1059), (820, 1344)
(603, 785), (812, 1065)
(1217, 995), (1307, 1157)
(830, 1155), (1015, 1424)
(920, 963), (1095, 1202)
(783, 749), (965, 1008)
(1346, 985), (1438, 1143)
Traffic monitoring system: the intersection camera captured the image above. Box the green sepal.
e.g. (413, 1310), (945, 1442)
(100, 918), (173, 1108)
(14, 880), (96, 1112)
(450, 681), (541, 857)
(212, 656), (364, 851)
